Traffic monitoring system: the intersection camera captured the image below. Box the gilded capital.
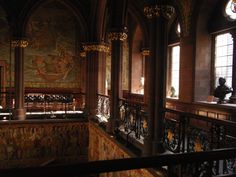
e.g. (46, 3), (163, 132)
(144, 5), (175, 19)
(144, 5), (160, 19)
(108, 32), (127, 41)
(82, 44), (110, 53)
(11, 40), (29, 48)
(79, 51), (86, 58)
(141, 49), (150, 56)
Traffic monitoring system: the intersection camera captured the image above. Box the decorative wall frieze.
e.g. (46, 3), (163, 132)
(141, 49), (150, 56)
(108, 32), (127, 41)
(82, 43), (110, 53)
(11, 40), (29, 48)
(144, 5), (175, 19)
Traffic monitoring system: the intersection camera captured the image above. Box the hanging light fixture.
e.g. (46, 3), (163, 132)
(231, 0), (236, 13)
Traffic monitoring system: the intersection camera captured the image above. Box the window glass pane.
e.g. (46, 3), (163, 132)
(214, 33), (233, 94)
(169, 45), (180, 98)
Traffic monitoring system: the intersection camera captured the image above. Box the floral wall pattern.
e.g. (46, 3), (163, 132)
(0, 121), (88, 168)
(0, 7), (13, 87)
(89, 122), (158, 177)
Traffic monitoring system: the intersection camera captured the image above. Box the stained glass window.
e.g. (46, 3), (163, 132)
(225, 0), (236, 20)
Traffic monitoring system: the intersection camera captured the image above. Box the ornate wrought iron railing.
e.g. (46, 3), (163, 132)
(96, 94), (110, 122)
(118, 99), (148, 140)
(0, 91), (85, 120)
(164, 108), (236, 176)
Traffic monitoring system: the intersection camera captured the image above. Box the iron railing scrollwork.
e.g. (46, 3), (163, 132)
(118, 99), (148, 140)
(163, 108), (236, 176)
(97, 94), (110, 122)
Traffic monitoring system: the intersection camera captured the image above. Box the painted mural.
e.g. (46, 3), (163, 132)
(0, 7), (13, 87)
(25, 2), (81, 88)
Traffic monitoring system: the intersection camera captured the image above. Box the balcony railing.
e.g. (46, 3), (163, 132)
(163, 108), (236, 176)
(118, 98), (148, 141)
(96, 94), (110, 122)
(0, 91), (85, 119)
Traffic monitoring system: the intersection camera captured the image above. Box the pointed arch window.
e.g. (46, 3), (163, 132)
(214, 32), (233, 99)
(167, 22), (180, 99)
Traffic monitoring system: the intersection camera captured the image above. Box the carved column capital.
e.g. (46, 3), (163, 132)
(108, 32), (127, 41)
(82, 43), (110, 53)
(141, 48), (150, 56)
(144, 5), (175, 19)
(11, 39), (28, 48)
(81, 43), (110, 57)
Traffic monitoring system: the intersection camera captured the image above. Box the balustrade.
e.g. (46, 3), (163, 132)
(0, 91), (85, 119)
(163, 108), (236, 176)
(96, 94), (110, 122)
(118, 99), (148, 141)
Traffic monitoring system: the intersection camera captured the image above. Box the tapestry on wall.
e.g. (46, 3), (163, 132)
(0, 7), (13, 87)
(25, 2), (81, 89)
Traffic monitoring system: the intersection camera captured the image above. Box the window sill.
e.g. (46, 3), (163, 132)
(166, 97), (179, 100)
(197, 100), (236, 109)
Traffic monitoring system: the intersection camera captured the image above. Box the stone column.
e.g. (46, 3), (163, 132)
(179, 36), (195, 103)
(144, 3), (175, 155)
(11, 39), (28, 120)
(141, 48), (151, 155)
(142, 48), (150, 103)
(83, 43), (110, 119)
(106, 32), (127, 134)
(230, 31), (236, 103)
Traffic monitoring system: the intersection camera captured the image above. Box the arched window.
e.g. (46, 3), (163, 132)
(167, 22), (180, 98)
(209, 0), (236, 101)
(169, 45), (180, 98)
(214, 32), (233, 89)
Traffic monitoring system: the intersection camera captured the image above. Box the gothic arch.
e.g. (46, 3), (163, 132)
(21, 0), (88, 41)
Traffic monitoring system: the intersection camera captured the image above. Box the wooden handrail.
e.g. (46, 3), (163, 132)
(0, 148), (235, 177)
(119, 98), (147, 107)
(164, 108), (236, 128)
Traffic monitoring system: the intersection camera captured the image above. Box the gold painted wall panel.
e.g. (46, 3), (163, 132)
(89, 122), (161, 177)
(0, 121), (88, 168)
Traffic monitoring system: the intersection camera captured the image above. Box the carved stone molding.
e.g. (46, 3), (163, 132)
(79, 51), (86, 58)
(82, 43), (110, 53)
(108, 32), (127, 41)
(11, 40), (29, 48)
(141, 49), (150, 56)
(144, 5), (175, 19)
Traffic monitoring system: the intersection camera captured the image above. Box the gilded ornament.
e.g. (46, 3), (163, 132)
(108, 32), (127, 41)
(167, 130), (174, 141)
(144, 5), (160, 19)
(11, 40), (29, 48)
(80, 51), (86, 58)
(144, 5), (175, 19)
(161, 5), (175, 19)
(194, 138), (203, 152)
(82, 44), (110, 53)
(143, 119), (148, 129)
(141, 49), (150, 56)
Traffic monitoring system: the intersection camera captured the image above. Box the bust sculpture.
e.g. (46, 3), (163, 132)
(213, 77), (233, 104)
